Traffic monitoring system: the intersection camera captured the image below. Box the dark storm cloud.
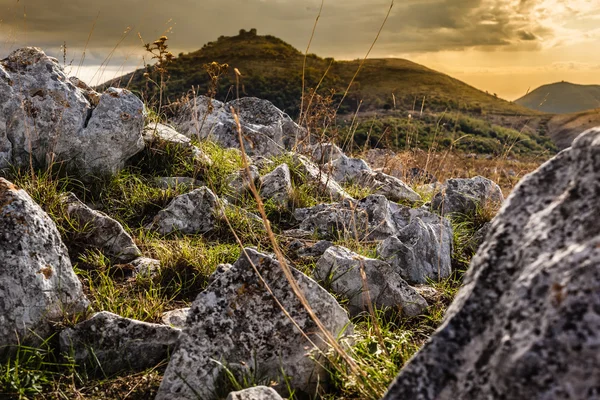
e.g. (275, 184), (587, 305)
(0, 0), (557, 65)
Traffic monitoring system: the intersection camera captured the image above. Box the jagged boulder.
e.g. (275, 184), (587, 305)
(60, 312), (181, 375)
(226, 386), (283, 400)
(382, 128), (600, 400)
(260, 163), (292, 207)
(0, 47), (144, 175)
(356, 170), (421, 203)
(378, 207), (453, 284)
(62, 193), (141, 263)
(149, 186), (222, 235)
(314, 246), (427, 316)
(293, 195), (408, 241)
(431, 175), (503, 217)
(156, 249), (351, 399)
(330, 155), (372, 184)
(0, 178), (87, 354)
(173, 96), (303, 157)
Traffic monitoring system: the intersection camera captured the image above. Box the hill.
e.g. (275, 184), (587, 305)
(515, 81), (600, 114)
(545, 108), (600, 149)
(105, 29), (540, 118)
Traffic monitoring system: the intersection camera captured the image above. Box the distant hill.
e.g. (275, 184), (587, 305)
(545, 108), (600, 149)
(515, 82), (600, 114)
(104, 29), (539, 117)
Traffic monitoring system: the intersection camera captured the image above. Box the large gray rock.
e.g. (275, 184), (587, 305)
(431, 175), (503, 217)
(0, 178), (87, 353)
(156, 249), (351, 399)
(356, 170), (421, 203)
(173, 96), (303, 157)
(383, 128), (600, 400)
(330, 155), (372, 184)
(0, 47), (145, 175)
(150, 186), (222, 235)
(226, 386), (283, 400)
(294, 194), (433, 242)
(260, 163), (292, 207)
(315, 246), (427, 317)
(62, 193), (141, 263)
(378, 207), (453, 284)
(60, 311), (181, 376)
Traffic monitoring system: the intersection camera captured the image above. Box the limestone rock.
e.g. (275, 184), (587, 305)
(315, 246), (427, 316)
(161, 308), (190, 329)
(383, 127), (600, 400)
(330, 155), (372, 184)
(226, 165), (260, 202)
(60, 311), (181, 376)
(0, 47), (145, 175)
(150, 187), (222, 235)
(156, 249), (351, 399)
(0, 178), (87, 354)
(431, 175), (503, 217)
(356, 170), (421, 203)
(260, 163), (292, 207)
(143, 122), (212, 166)
(294, 154), (352, 200)
(310, 143), (344, 164)
(173, 96), (303, 157)
(62, 193), (141, 263)
(226, 386), (283, 400)
(378, 207), (453, 284)
(127, 257), (161, 279)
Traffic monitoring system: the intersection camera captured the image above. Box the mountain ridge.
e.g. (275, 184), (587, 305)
(103, 30), (541, 118)
(515, 81), (600, 114)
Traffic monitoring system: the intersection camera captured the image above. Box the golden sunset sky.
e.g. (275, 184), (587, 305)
(1, 0), (598, 100)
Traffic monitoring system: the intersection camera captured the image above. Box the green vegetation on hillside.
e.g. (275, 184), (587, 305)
(107, 29), (540, 118)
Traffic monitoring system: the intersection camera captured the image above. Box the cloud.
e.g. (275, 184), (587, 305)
(0, 0), (596, 67)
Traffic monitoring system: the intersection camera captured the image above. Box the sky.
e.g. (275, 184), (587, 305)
(0, 0), (599, 100)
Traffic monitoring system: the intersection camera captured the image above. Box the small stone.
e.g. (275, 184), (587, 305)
(260, 163), (292, 207)
(226, 386), (284, 400)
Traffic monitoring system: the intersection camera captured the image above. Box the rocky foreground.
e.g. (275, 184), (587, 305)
(0, 47), (598, 400)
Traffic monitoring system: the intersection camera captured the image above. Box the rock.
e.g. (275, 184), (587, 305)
(431, 175), (503, 217)
(226, 386), (283, 400)
(382, 128), (600, 400)
(161, 308), (190, 329)
(60, 311), (181, 376)
(62, 193), (141, 263)
(260, 163), (292, 207)
(294, 195), (402, 241)
(128, 257), (160, 278)
(310, 143), (344, 164)
(144, 122), (212, 166)
(330, 156), (372, 184)
(0, 47), (144, 175)
(294, 154), (352, 200)
(356, 170), (421, 204)
(173, 96), (303, 157)
(378, 207), (453, 284)
(156, 249), (351, 399)
(150, 187), (222, 235)
(226, 165), (260, 202)
(153, 177), (204, 190)
(293, 240), (334, 259)
(0, 178), (87, 354)
(315, 246), (427, 316)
